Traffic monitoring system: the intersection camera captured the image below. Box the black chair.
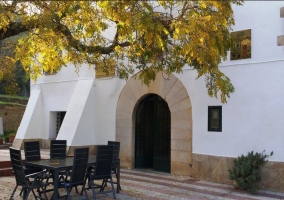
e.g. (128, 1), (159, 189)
(24, 141), (52, 193)
(24, 141), (52, 179)
(104, 141), (121, 192)
(50, 140), (67, 159)
(58, 147), (89, 200)
(9, 147), (50, 200)
(84, 145), (116, 200)
(24, 141), (43, 174)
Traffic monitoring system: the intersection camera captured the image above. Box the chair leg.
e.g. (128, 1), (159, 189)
(42, 188), (49, 200)
(80, 171), (90, 195)
(91, 180), (97, 200)
(37, 187), (43, 198)
(109, 176), (116, 199)
(114, 171), (122, 191)
(19, 186), (24, 196)
(66, 188), (71, 200)
(82, 185), (89, 200)
(100, 178), (107, 192)
(9, 184), (18, 200)
(24, 189), (31, 200)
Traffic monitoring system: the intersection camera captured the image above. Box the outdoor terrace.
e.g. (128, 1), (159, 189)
(1, 149), (284, 200)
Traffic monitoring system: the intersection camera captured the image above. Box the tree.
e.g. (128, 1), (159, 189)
(0, 34), (30, 96)
(0, 0), (243, 103)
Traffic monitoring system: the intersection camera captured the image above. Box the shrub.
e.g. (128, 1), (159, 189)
(4, 130), (16, 137)
(228, 150), (273, 193)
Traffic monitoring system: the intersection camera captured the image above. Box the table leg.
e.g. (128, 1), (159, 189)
(52, 170), (59, 200)
(117, 159), (120, 193)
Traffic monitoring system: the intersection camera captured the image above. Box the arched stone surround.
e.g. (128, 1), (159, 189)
(116, 72), (193, 176)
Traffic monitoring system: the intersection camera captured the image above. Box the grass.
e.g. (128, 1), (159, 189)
(0, 101), (26, 106)
(0, 94), (28, 100)
(0, 94), (28, 106)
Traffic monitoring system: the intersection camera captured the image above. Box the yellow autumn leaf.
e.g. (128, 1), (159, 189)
(0, 0), (240, 103)
(205, 15), (211, 21)
(201, 2), (207, 9)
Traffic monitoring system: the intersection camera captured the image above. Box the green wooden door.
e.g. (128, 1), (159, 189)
(135, 94), (171, 172)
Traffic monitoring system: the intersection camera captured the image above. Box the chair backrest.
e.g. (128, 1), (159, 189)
(50, 140), (67, 159)
(70, 147), (89, 186)
(9, 147), (27, 187)
(94, 145), (114, 178)
(24, 141), (41, 162)
(108, 141), (120, 160)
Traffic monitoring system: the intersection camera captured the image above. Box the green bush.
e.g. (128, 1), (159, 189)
(3, 130), (16, 137)
(228, 150), (273, 193)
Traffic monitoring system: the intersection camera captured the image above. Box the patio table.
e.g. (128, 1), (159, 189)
(26, 156), (95, 199)
(26, 155), (121, 199)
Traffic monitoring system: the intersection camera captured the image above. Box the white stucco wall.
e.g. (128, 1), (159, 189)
(17, 1), (284, 162)
(93, 77), (125, 144)
(17, 88), (43, 139)
(187, 1), (284, 161)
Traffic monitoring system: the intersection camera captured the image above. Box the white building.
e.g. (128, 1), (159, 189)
(13, 2), (284, 192)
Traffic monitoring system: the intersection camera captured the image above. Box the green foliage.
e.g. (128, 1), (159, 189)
(228, 150), (273, 193)
(3, 130), (16, 138)
(0, 34), (30, 96)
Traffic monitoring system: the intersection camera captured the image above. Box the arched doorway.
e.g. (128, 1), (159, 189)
(116, 71), (192, 176)
(135, 94), (171, 173)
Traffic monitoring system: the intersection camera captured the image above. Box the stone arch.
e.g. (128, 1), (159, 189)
(116, 72), (192, 176)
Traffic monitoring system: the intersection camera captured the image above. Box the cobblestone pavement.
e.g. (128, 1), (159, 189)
(1, 168), (284, 200)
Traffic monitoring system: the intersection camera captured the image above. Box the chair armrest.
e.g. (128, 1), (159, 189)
(87, 166), (96, 172)
(112, 159), (120, 164)
(25, 169), (47, 178)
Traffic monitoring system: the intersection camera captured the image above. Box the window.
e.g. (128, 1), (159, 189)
(56, 112), (66, 135)
(208, 106), (222, 132)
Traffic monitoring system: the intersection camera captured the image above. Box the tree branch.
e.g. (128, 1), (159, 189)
(0, 22), (29, 39)
(55, 22), (130, 54)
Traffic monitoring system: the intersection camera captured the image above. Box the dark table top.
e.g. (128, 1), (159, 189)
(26, 155), (96, 170)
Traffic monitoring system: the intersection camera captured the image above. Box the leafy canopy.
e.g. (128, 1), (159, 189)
(0, 0), (243, 103)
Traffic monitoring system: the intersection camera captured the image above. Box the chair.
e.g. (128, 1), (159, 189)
(24, 141), (52, 193)
(104, 141), (121, 192)
(9, 147), (50, 200)
(50, 140), (67, 159)
(24, 141), (43, 174)
(84, 145), (116, 200)
(58, 147), (89, 200)
(50, 139), (75, 189)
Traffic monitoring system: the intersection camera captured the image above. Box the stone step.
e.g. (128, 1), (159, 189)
(0, 160), (12, 168)
(0, 144), (12, 149)
(0, 167), (13, 176)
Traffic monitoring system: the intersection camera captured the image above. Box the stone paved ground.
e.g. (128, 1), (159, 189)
(1, 169), (284, 200)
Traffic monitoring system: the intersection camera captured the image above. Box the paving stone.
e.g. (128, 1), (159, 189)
(1, 149), (284, 199)
(0, 169), (284, 199)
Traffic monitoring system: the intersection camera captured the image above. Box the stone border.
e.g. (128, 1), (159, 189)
(192, 153), (284, 192)
(116, 72), (193, 176)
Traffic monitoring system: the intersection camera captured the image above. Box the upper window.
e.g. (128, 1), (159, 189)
(208, 106), (222, 132)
